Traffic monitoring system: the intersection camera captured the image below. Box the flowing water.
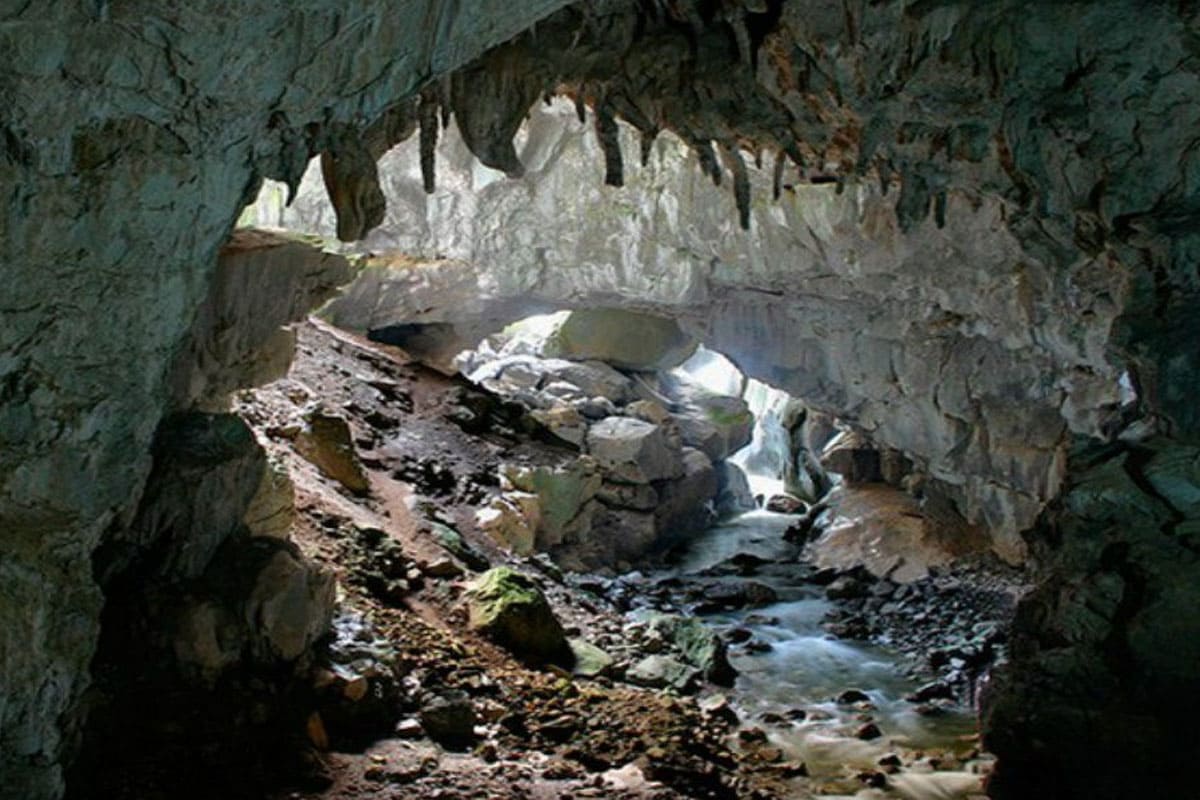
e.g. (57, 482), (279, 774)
(669, 351), (991, 797)
(661, 503), (989, 798)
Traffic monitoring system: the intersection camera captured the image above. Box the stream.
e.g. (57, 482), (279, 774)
(654, 495), (990, 798)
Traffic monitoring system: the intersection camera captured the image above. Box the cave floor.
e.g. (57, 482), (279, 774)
(73, 319), (994, 799)
(246, 320), (799, 800)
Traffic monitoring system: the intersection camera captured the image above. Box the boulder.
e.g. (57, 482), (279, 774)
(246, 548), (337, 663)
(475, 492), (540, 555)
(672, 397), (755, 462)
(242, 456), (296, 539)
(597, 480), (659, 511)
(715, 461), (756, 517)
(808, 485), (989, 583)
(465, 567), (571, 667)
(428, 522), (490, 571)
(530, 404), (588, 447)
(626, 655), (700, 692)
(584, 506), (659, 565)
(568, 638), (614, 678)
(645, 613), (736, 686)
(654, 448), (718, 546)
(419, 691), (477, 748)
(503, 459), (602, 548)
(294, 411), (370, 494)
(542, 309), (697, 371)
(765, 494), (806, 514)
(700, 580), (779, 610)
(586, 416), (683, 484)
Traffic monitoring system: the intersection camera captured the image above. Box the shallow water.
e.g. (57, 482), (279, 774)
(660, 506), (987, 796)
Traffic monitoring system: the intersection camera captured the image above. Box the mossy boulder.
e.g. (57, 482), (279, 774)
(465, 568), (572, 667)
(645, 613), (736, 686)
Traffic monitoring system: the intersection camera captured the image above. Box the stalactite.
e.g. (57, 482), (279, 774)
(721, 141), (752, 230)
(419, 91), (439, 194)
(640, 129), (658, 166)
(772, 149), (786, 200)
(438, 77), (453, 129)
(693, 139), (722, 187)
(595, 102), (624, 187)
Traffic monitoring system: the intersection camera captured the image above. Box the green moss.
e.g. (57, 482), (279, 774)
(705, 406), (753, 427)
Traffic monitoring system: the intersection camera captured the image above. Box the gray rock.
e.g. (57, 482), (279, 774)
(465, 568), (571, 667)
(586, 416), (683, 484)
(541, 308), (697, 370)
(626, 655), (700, 693)
(715, 461), (757, 518)
(419, 692), (477, 748)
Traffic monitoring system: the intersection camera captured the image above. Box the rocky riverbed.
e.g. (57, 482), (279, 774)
(71, 318), (1017, 799)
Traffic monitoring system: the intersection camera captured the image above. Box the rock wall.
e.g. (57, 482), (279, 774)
(0, 4), (571, 798)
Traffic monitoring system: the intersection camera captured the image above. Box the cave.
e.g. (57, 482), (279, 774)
(3, 2), (1200, 799)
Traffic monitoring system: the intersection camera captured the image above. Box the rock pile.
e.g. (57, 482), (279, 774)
(458, 310), (755, 570)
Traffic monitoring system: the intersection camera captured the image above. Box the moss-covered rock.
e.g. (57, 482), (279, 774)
(465, 568), (571, 667)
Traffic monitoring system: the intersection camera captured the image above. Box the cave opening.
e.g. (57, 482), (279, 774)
(9, 4), (1200, 800)
(71, 84), (1026, 800)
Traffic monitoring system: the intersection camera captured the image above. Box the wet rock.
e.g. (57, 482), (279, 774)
(855, 722), (883, 741)
(699, 581), (779, 610)
(765, 494), (806, 514)
(906, 681), (956, 703)
(465, 567), (571, 667)
(836, 689), (872, 705)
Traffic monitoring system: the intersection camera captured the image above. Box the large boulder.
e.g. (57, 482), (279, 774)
(465, 568), (571, 667)
(644, 613), (736, 686)
(294, 411), (370, 495)
(808, 485), (989, 583)
(715, 461), (756, 517)
(582, 506), (659, 567)
(542, 309), (697, 371)
(503, 459), (602, 548)
(475, 493), (541, 555)
(466, 355), (634, 406)
(654, 448), (718, 547)
(586, 416), (683, 484)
